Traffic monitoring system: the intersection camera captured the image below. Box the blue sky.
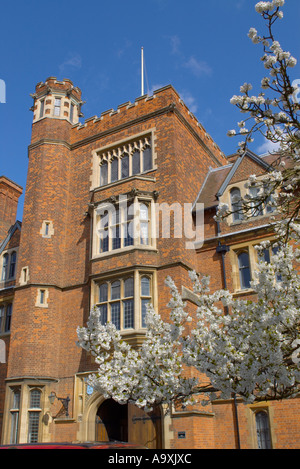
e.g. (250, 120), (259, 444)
(1, 0), (299, 219)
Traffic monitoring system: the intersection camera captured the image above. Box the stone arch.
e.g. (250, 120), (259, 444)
(77, 392), (106, 442)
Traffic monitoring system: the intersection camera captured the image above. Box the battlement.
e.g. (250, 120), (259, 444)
(69, 84), (226, 163)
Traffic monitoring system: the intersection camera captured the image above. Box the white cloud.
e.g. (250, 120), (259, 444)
(59, 53), (82, 74)
(169, 35), (181, 55)
(184, 56), (212, 77)
(257, 138), (280, 155)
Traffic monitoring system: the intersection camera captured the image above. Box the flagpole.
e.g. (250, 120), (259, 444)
(141, 47), (144, 96)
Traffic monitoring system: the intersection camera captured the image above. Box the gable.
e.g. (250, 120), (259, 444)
(216, 150), (272, 198)
(0, 221), (22, 255)
(229, 155), (269, 185)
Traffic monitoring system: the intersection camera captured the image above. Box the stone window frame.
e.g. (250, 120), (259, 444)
(2, 380), (53, 445)
(92, 192), (157, 259)
(35, 288), (49, 308)
(90, 130), (157, 191)
(27, 388), (42, 444)
(0, 300), (13, 335)
(246, 403), (275, 449)
(91, 269), (156, 334)
(0, 248), (18, 282)
(19, 266), (29, 286)
(229, 237), (278, 293)
(222, 175), (276, 226)
(40, 220), (54, 239)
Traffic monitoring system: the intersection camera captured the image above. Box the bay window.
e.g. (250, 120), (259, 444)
(95, 272), (153, 331)
(95, 196), (154, 257)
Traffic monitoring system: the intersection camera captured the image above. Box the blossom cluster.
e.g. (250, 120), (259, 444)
(77, 239), (300, 407)
(228, 0), (298, 157)
(223, 0), (300, 240)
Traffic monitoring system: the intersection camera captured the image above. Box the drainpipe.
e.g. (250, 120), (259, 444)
(215, 203), (241, 449)
(233, 394), (241, 450)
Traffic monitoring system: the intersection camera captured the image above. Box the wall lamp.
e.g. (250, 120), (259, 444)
(48, 391), (70, 417)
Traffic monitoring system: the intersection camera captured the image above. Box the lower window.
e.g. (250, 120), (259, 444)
(95, 272), (153, 331)
(255, 410), (272, 449)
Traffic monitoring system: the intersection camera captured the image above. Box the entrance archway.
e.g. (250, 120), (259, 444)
(96, 399), (162, 449)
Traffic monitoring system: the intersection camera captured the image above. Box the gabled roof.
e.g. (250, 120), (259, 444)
(193, 150), (276, 211)
(0, 221), (22, 255)
(216, 150), (272, 198)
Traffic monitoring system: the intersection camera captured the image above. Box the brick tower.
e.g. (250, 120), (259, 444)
(3, 78), (85, 443)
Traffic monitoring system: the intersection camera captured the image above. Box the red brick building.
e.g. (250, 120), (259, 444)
(0, 77), (299, 449)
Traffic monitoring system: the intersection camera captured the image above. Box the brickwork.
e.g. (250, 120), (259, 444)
(0, 77), (299, 449)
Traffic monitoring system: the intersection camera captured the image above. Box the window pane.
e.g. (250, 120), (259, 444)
(140, 204), (148, 220)
(124, 277), (134, 297)
(141, 277), (150, 296)
(238, 252), (251, 289)
(99, 304), (107, 325)
(256, 412), (272, 449)
(132, 150), (140, 174)
(0, 306), (4, 331)
(230, 188), (243, 222)
(143, 146), (152, 172)
(2, 254), (8, 281)
(121, 154), (129, 179)
(111, 281), (120, 300)
(111, 158), (119, 182)
(100, 161), (108, 186)
(123, 299), (134, 329)
(39, 99), (44, 118)
(5, 303), (12, 332)
(111, 208), (120, 225)
(54, 98), (61, 116)
(30, 390), (41, 409)
(140, 222), (149, 245)
(99, 283), (108, 302)
(10, 412), (19, 444)
(111, 302), (120, 329)
(112, 225), (121, 250)
(100, 232), (109, 253)
(141, 299), (149, 327)
(12, 390), (20, 409)
(28, 412), (40, 443)
(123, 223), (134, 247)
(250, 186), (263, 216)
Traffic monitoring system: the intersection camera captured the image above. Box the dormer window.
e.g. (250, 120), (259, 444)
(1, 251), (17, 282)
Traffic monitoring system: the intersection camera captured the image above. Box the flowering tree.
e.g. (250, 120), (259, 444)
(222, 0), (300, 242)
(77, 0), (300, 409)
(77, 240), (300, 409)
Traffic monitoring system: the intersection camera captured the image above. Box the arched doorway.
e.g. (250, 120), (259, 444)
(96, 399), (162, 449)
